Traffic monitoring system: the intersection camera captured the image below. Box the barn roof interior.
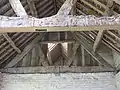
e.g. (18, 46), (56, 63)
(0, 0), (120, 74)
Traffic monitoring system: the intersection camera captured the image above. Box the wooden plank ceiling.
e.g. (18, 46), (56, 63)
(0, 0), (120, 73)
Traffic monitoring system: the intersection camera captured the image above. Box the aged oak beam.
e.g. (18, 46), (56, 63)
(0, 66), (115, 74)
(0, 15), (120, 32)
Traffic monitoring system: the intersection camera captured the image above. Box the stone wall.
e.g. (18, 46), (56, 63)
(0, 72), (116, 90)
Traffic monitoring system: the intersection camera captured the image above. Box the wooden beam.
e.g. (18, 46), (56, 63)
(93, 1), (113, 52)
(104, 1), (114, 16)
(57, 0), (77, 15)
(47, 51), (53, 65)
(31, 46), (38, 66)
(97, 44), (115, 67)
(2, 33), (21, 53)
(37, 44), (49, 66)
(80, 0), (104, 15)
(91, 0), (106, 9)
(0, 15), (120, 32)
(9, 0), (27, 17)
(90, 0), (117, 15)
(26, 0), (38, 17)
(81, 45), (85, 66)
(0, 66), (115, 73)
(93, 30), (105, 52)
(73, 32), (115, 68)
(69, 0), (77, 15)
(66, 43), (79, 66)
(21, 51), (31, 67)
(4, 35), (44, 68)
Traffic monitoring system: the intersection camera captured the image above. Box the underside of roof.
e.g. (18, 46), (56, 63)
(0, 0), (120, 73)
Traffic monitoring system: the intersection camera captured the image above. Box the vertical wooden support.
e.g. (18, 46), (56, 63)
(41, 34), (48, 58)
(31, 46), (38, 66)
(66, 42), (79, 66)
(47, 51), (53, 65)
(72, 53), (78, 66)
(37, 44), (49, 66)
(68, 43), (73, 57)
(60, 56), (64, 66)
(81, 45), (85, 66)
